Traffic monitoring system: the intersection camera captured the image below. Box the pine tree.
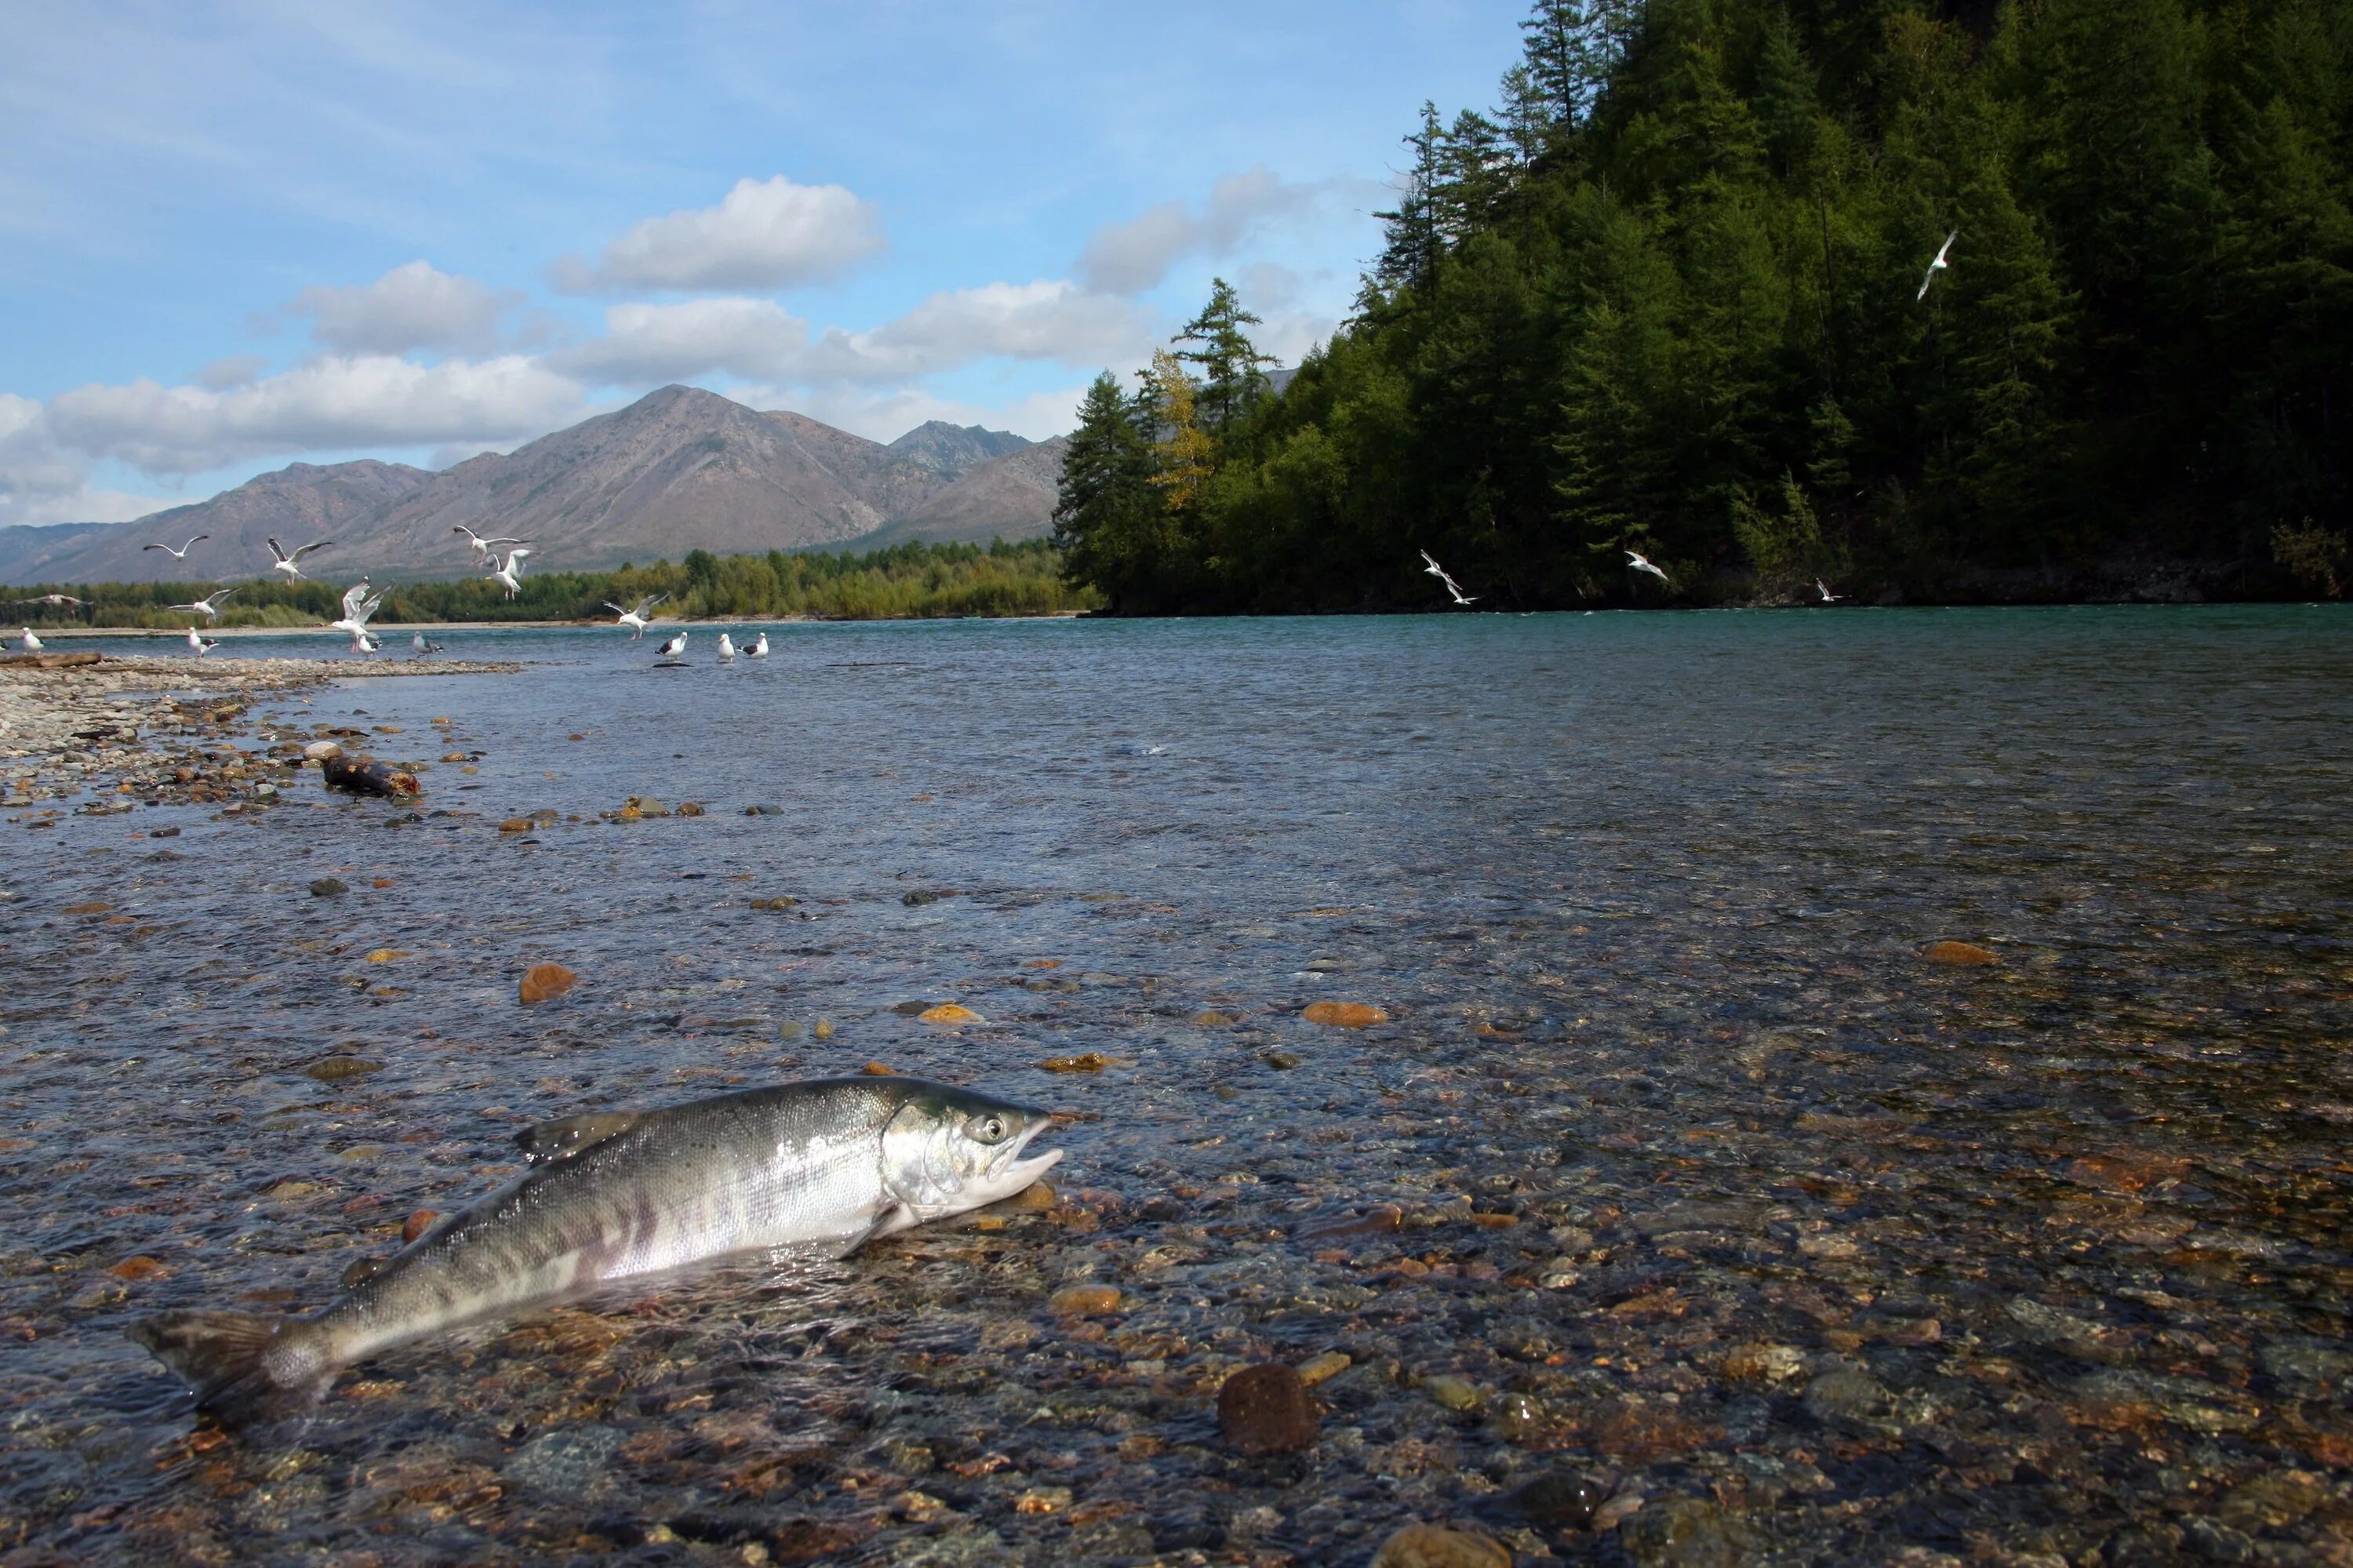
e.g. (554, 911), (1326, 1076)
(1174, 281), (1278, 435)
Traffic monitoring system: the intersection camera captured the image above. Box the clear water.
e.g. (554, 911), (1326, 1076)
(3, 607), (2350, 1564)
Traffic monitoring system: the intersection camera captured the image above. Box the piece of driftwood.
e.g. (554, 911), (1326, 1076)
(322, 753), (420, 797)
(0, 652), (105, 669)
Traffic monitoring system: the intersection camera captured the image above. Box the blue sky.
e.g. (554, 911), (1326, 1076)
(1, 2), (1527, 527)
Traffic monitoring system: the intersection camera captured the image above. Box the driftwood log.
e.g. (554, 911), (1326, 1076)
(0, 652), (105, 669)
(322, 753), (420, 797)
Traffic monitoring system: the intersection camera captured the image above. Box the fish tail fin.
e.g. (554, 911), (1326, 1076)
(129, 1312), (331, 1422)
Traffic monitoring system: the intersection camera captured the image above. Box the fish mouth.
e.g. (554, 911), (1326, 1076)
(980, 1119), (1062, 1200)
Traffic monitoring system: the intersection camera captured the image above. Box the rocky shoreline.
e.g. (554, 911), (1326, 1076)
(0, 655), (517, 819)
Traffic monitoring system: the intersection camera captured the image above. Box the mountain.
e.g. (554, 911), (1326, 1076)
(0, 461), (431, 586)
(0, 387), (1063, 584)
(855, 437), (1069, 548)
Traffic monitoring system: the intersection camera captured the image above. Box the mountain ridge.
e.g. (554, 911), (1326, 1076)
(0, 387), (1067, 585)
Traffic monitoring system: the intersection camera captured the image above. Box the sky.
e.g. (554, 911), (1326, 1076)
(0, 1), (1529, 529)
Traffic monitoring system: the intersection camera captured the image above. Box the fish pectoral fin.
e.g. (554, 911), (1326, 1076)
(843, 1202), (915, 1255)
(514, 1111), (642, 1165)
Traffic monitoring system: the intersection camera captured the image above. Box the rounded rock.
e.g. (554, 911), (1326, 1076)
(1370, 1523), (1512, 1568)
(1217, 1362), (1318, 1456)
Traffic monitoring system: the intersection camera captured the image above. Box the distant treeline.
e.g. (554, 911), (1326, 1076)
(1055, 0), (2353, 611)
(5, 538), (1098, 628)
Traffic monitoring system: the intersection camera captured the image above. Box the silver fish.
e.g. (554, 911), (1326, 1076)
(131, 1075), (1060, 1419)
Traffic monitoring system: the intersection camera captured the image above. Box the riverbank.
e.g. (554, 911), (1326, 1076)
(0, 654), (516, 814)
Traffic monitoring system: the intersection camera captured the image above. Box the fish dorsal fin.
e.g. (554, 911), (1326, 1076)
(515, 1111), (642, 1165)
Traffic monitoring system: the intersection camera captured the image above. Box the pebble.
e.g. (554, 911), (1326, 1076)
(499, 817), (533, 832)
(1370, 1523), (1512, 1568)
(1046, 1284), (1122, 1316)
(518, 962), (578, 1004)
(1923, 939), (1998, 966)
(1423, 1374), (1483, 1413)
(916, 1004), (983, 1024)
(1039, 1052), (1110, 1072)
(303, 1056), (384, 1082)
(1297, 1351), (1351, 1385)
(1618, 1497), (1766, 1567)
(1504, 1468), (1606, 1529)
(1217, 1362), (1318, 1455)
(1721, 1343), (1807, 1384)
(1302, 1001), (1389, 1028)
(309, 878), (348, 897)
(402, 1210), (438, 1242)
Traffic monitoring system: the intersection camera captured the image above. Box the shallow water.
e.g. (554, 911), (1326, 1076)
(2, 607), (2350, 1566)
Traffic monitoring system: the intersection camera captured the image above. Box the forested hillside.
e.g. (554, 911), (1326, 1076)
(1056, 0), (2353, 610)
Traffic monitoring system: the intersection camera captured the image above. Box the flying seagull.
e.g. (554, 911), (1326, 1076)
(17, 627), (43, 653)
(1916, 230), (1958, 303)
(169, 588), (236, 623)
(486, 547), (531, 601)
(453, 526), (530, 562)
(656, 631), (689, 658)
(716, 631), (736, 661)
(603, 593), (667, 639)
(143, 534), (209, 560)
(267, 537), (332, 581)
(1627, 549), (1673, 586)
(9, 593), (86, 608)
(329, 580), (384, 638)
(1418, 550), (1478, 606)
(1817, 578), (1842, 603)
(744, 631), (769, 657)
(186, 626), (220, 657)
(411, 631), (446, 657)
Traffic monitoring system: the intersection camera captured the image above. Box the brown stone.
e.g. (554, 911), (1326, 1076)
(1039, 1052), (1111, 1073)
(917, 1003), (982, 1024)
(1924, 940), (1998, 966)
(1046, 1284), (1122, 1316)
(519, 962), (577, 1003)
(1370, 1523), (1511, 1568)
(1217, 1362), (1318, 1455)
(499, 817), (533, 833)
(860, 1060), (894, 1075)
(402, 1210), (438, 1243)
(1303, 1001), (1389, 1028)
(109, 1255), (169, 1282)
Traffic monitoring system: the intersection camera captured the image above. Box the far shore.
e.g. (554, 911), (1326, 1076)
(21, 612), (1090, 636)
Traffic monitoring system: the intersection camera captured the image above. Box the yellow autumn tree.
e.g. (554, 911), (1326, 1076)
(1144, 349), (1213, 514)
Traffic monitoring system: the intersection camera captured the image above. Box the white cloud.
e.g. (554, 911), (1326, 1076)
(290, 260), (518, 354)
(195, 354), (267, 390)
(555, 297), (811, 384)
(809, 281), (1155, 383)
(553, 176), (884, 293)
(46, 355), (585, 475)
(1078, 166), (1330, 294)
(0, 394), (172, 527)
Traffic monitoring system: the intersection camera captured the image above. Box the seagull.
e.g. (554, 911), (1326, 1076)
(453, 526), (530, 562)
(347, 629), (380, 657)
(1916, 229), (1958, 302)
(744, 632), (769, 657)
(656, 631), (689, 658)
(603, 593), (667, 639)
(169, 588), (236, 623)
(186, 626), (219, 657)
(18, 627), (43, 653)
(1817, 578), (1842, 603)
(267, 537), (333, 581)
(1418, 550), (1477, 606)
(411, 631), (446, 657)
(329, 580), (384, 638)
(1627, 549), (1673, 586)
(10, 593), (87, 608)
(486, 547), (532, 601)
(143, 534), (209, 560)
(716, 632), (735, 661)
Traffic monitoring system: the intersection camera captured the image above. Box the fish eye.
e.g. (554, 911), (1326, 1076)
(968, 1114), (1009, 1145)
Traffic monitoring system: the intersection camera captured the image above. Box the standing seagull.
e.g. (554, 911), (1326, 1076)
(603, 593), (668, 639)
(1626, 549), (1673, 587)
(1816, 578), (1842, 603)
(347, 629), (380, 657)
(169, 588), (236, 623)
(716, 632), (736, 661)
(267, 537), (333, 582)
(186, 626), (220, 657)
(744, 631), (769, 657)
(486, 548), (532, 601)
(656, 631), (689, 659)
(1916, 230), (1958, 303)
(17, 627), (44, 653)
(412, 631), (446, 657)
(453, 526), (530, 563)
(1418, 550), (1478, 606)
(143, 534), (209, 560)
